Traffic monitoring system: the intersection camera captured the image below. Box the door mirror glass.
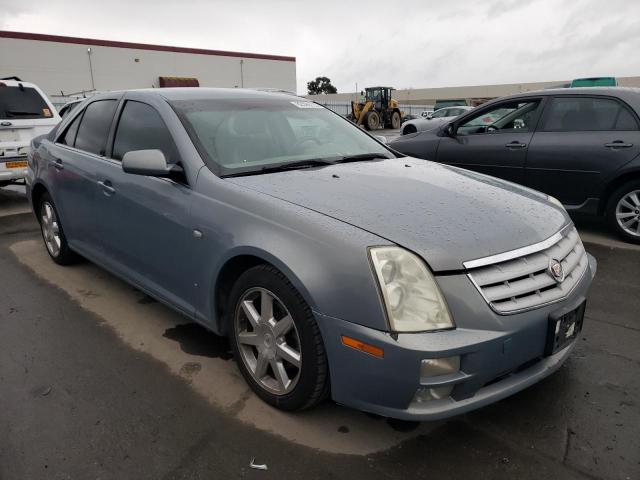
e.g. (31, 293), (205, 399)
(122, 149), (170, 176)
(443, 123), (455, 137)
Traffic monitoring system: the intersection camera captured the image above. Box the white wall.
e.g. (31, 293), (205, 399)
(0, 37), (297, 96)
(307, 76), (640, 104)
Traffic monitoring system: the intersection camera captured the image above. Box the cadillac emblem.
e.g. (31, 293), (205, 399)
(548, 258), (565, 283)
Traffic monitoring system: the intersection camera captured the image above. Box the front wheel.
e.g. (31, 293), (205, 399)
(364, 111), (380, 131)
(391, 111), (401, 130)
(606, 180), (640, 243)
(228, 265), (330, 411)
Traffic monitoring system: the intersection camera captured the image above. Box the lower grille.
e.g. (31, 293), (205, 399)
(467, 226), (588, 314)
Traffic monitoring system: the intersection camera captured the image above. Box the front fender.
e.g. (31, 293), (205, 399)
(191, 170), (390, 334)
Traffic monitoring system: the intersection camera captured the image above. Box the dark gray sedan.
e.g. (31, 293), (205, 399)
(27, 88), (596, 420)
(390, 87), (640, 243)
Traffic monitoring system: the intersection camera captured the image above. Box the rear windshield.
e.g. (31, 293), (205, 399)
(0, 86), (52, 120)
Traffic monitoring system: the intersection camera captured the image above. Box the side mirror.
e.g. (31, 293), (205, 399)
(373, 135), (387, 144)
(443, 123), (456, 137)
(122, 149), (171, 176)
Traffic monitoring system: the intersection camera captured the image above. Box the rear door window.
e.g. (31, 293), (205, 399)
(0, 86), (52, 120)
(112, 101), (180, 164)
(542, 97), (639, 132)
(58, 111), (83, 146)
(74, 100), (117, 155)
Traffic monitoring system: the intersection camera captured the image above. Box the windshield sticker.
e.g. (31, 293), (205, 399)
(290, 101), (323, 109)
(42, 108), (52, 117)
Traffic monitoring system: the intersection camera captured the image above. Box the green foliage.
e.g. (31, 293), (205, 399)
(307, 76), (338, 95)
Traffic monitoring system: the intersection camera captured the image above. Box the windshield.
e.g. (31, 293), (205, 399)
(171, 97), (393, 176)
(0, 86), (52, 120)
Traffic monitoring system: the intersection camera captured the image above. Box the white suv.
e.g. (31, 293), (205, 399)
(1, 78), (60, 186)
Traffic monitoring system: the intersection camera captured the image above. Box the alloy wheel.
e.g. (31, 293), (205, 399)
(615, 189), (640, 237)
(234, 287), (302, 395)
(40, 201), (61, 257)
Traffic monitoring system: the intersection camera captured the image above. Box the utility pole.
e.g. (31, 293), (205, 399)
(240, 59), (244, 88)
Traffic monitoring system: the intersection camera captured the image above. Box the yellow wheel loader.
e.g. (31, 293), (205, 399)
(350, 87), (403, 130)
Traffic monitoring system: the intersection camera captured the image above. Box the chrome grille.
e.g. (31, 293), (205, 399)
(466, 227), (588, 314)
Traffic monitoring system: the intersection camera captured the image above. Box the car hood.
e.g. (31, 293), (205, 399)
(227, 158), (569, 271)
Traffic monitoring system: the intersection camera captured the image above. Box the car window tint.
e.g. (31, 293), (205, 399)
(457, 101), (540, 135)
(74, 100), (117, 155)
(58, 111), (83, 146)
(0, 86), (52, 120)
(112, 101), (180, 164)
(542, 97), (638, 132)
(432, 110), (446, 118)
(614, 106), (639, 130)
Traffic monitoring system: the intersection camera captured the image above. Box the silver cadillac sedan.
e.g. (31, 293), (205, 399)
(27, 88), (596, 420)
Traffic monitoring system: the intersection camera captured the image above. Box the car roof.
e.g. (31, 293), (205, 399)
(493, 86), (640, 109)
(0, 79), (39, 88)
(90, 87), (304, 103)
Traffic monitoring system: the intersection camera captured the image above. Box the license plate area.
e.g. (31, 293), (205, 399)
(4, 160), (28, 169)
(545, 301), (585, 356)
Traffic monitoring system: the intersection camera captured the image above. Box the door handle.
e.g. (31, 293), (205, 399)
(505, 141), (527, 149)
(50, 158), (64, 170)
(605, 141), (633, 149)
(97, 180), (116, 195)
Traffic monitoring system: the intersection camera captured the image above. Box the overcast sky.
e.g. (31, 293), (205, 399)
(1, 0), (639, 94)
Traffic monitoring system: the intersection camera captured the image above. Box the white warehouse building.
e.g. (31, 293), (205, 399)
(0, 31), (297, 101)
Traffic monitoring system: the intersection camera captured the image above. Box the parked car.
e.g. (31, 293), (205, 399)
(27, 88), (596, 420)
(390, 87), (640, 243)
(401, 106), (474, 135)
(400, 113), (420, 124)
(0, 78), (60, 186)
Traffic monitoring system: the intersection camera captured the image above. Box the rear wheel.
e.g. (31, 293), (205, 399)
(38, 192), (80, 265)
(402, 124), (417, 135)
(391, 111), (401, 130)
(228, 265), (330, 411)
(606, 180), (640, 244)
(364, 111), (380, 131)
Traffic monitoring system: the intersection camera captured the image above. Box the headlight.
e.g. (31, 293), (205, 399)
(547, 195), (565, 210)
(369, 246), (454, 332)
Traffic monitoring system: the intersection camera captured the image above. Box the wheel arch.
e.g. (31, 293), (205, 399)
(600, 168), (640, 215)
(211, 248), (317, 335)
(30, 181), (50, 218)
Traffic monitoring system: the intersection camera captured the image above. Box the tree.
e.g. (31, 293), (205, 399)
(307, 76), (338, 95)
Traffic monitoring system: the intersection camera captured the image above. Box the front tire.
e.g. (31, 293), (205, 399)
(391, 111), (401, 130)
(364, 111), (380, 131)
(37, 192), (79, 265)
(228, 265), (330, 411)
(606, 180), (640, 244)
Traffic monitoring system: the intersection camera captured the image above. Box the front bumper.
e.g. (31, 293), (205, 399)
(316, 253), (597, 421)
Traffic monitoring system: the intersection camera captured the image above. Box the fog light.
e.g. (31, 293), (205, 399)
(413, 386), (453, 403)
(420, 356), (460, 380)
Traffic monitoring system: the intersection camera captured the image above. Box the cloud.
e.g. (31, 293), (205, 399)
(1, 0), (639, 93)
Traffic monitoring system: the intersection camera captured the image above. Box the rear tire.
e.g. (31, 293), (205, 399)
(391, 111), (401, 130)
(402, 124), (417, 135)
(606, 180), (640, 244)
(364, 111), (380, 131)
(227, 264), (330, 411)
(37, 192), (80, 265)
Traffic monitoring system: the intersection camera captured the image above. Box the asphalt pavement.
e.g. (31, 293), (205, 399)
(1, 185), (638, 480)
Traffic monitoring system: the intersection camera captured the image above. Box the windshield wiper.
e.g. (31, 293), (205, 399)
(333, 153), (392, 163)
(224, 158), (336, 177)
